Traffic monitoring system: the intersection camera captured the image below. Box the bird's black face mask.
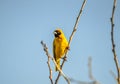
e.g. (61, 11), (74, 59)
(54, 30), (61, 38)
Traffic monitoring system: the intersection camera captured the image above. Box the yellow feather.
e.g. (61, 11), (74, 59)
(53, 29), (68, 71)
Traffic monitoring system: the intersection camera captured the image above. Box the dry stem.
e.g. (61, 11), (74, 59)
(110, 0), (120, 83)
(41, 41), (53, 84)
(70, 57), (100, 84)
(88, 57), (94, 80)
(41, 41), (70, 84)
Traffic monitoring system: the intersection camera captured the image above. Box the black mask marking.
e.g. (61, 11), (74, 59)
(54, 30), (61, 37)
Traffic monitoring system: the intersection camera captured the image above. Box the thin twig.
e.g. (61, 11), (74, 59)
(70, 57), (100, 84)
(41, 41), (53, 84)
(70, 78), (100, 84)
(52, 58), (70, 84)
(110, 0), (120, 83)
(41, 41), (70, 84)
(110, 70), (117, 82)
(88, 57), (100, 84)
(55, 0), (87, 83)
(88, 57), (94, 80)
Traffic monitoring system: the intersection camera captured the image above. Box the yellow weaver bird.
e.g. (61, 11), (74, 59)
(53, 29), (68, 71)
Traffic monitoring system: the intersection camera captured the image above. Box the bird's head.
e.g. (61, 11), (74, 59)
(53, 29), (63, 38)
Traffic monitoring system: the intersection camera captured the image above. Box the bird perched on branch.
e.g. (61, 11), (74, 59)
(53, 29), (68, 71)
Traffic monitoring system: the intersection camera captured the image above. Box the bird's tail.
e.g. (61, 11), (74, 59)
(55, 59), (60, 71)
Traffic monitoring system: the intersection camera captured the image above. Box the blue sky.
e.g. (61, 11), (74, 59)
(0, 0), (120, 84)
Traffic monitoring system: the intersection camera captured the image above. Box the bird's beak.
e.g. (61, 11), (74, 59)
(53, 31), (57, 35)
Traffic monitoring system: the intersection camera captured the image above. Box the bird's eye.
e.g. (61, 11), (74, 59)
(57, 32), (61, 35)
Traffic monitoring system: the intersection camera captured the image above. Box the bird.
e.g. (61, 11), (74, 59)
(53, 29), (68, 71)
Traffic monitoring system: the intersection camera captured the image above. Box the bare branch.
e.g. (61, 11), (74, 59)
(55, 0), (87, 83)
(70, 78), (100, 84)
(110, 0), (120, 83)
(70, 57), (100, 84)
(88, 57), (100, 84)
(52, 58), (70, 84)
(88, 57), (94, 80)
(41, 41), (70, 84)
(41, 41), (53, 84)
(68, 0), (87, 46)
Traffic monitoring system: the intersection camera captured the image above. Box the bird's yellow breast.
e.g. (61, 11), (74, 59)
(54, 37), (68, 58)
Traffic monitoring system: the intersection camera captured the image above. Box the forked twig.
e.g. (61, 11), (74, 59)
(55, 0), (87, 84)
(41, 41), (53, 84)
(88, 57), (100, 84)
(52, 58), (70, 84)
(110, 0), (120, 83)
(70, 78), (100, 84)
(69, 57), (100, 84)
(41, 41), (70, 84)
